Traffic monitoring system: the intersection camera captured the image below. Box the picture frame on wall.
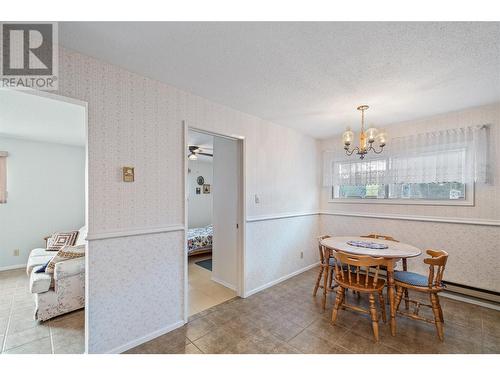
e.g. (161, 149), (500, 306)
(203, 184), (211, 194)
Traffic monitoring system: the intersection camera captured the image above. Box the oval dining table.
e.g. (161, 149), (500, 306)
(320, 236), (422, 336)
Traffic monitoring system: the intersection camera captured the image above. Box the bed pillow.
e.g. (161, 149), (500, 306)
(45, 244), (85, 274)
(46, 231), (79, 251)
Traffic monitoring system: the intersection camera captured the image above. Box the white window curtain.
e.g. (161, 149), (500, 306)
(323, 125), (491, 187)
(0, 151), (7, 203)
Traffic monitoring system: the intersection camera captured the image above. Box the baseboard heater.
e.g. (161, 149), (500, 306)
(442, 280), (500, 305)
(376, 269), (500, 306)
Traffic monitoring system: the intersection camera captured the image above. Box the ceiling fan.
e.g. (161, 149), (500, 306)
(187, 145), (213, 160)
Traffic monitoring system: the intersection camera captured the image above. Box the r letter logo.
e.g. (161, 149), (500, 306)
(1, 22), (58, 90)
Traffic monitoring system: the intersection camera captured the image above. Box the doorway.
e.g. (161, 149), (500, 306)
(0, 88), (88, 354)
(184, 126), (244, 319)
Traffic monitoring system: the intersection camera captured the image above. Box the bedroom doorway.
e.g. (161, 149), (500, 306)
(185, 127), (244, 318)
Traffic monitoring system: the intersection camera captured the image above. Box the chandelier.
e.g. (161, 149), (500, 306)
(342, 105), (387, 159)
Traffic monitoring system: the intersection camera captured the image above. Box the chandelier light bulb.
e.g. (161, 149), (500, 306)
(366, 127), (378, 143)
(377, 131), (387, 146)
(342, 129), (354, 146)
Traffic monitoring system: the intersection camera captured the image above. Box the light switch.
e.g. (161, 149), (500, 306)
(255, 194), (260, 204)
(123, 166), (134, 182)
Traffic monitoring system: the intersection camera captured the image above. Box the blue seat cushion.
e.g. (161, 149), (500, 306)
(326, 258), (357, 271)
(394, 271), (441, 287)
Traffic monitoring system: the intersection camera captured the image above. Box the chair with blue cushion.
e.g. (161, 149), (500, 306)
(394, 249), (448, 340)
(313, 235), (339, 310)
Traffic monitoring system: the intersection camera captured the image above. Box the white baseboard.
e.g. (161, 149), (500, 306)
(244, 262), (320, 298)
(0, 263), (26, 272)
(441, 292), (500, 311)
(104, 320), (185, 354)
(211, 276), (237, 291)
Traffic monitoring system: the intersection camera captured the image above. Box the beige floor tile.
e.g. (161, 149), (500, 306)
(3, 337), (52, 354)
(124, 329), (190, 354)
(0, 306), (11, 320)
(288, 330), (352, 354)
(50, 310), (85, 336)
(185, 315), (217, 342)
(4, 325), (50, 351)
(0, 317), (10, 334)
(7, 316), (48, 335)
(0, 269), (85, 354)
(188, 255), (236, 316)
(52, 331), (85, 354)
(184, 343), (203, 354)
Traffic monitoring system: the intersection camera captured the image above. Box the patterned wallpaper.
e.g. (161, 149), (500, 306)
(87, 231), (184, 353)
(55, 48), (320, 353)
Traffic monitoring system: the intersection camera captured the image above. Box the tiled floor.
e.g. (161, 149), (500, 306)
(188, 254), (237, 316)
(126, 267), (500, 354)
(0, 268), (84, 354)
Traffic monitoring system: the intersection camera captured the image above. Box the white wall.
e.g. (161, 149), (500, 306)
(319, 102), (500, 292)
(187, 160), (213, 228)
(212, 136), (239, 290)
(0, 136), (86, 269)
(55, 48), (319, 353)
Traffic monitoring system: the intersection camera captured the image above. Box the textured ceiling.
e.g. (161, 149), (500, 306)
(60, 22), (500, 139)
(0, 89), (86, 146)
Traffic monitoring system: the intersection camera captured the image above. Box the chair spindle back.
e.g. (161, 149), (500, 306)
(423, 249), (448, 289)
(333, 252), (386, 289)
(317, 235), (331, 264)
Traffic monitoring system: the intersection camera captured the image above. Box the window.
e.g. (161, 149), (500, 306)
(323, 125), (490, 204)
(333, 182), (465, 200)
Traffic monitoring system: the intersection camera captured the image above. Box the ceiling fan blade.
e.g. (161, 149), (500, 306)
(198, 152), (213, 157)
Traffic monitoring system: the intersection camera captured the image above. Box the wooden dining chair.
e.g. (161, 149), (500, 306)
(394, 249), (449, 341)
(331, 251), (387, 342)
(362, 233), (410, 310)
(313, 235), (337, 309)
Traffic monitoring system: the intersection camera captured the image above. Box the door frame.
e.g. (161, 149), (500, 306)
(7, 88), (89, 352)
(182, 121), (246, 323)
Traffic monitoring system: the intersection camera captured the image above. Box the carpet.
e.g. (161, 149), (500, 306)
(195, 258), (212, 271)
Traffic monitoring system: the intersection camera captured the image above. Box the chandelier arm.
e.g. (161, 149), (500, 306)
(370, 144), (385, 154)
(345, 148), (354, 156)
(345, 146), (359, 156)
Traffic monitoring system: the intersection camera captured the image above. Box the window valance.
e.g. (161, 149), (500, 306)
(323, 125), (491, 187)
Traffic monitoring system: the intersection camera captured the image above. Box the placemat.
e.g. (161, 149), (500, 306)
(347, 240), (388, 249)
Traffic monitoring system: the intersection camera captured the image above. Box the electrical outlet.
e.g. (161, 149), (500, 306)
(254, 194), (260, 204)
(300, 251), (304, 259)
(13, 249), (20, 256)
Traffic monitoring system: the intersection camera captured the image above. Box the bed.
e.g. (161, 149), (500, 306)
(187, 225), (213, 256)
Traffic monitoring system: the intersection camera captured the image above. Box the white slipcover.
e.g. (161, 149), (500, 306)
(27, 226), (87, 321)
